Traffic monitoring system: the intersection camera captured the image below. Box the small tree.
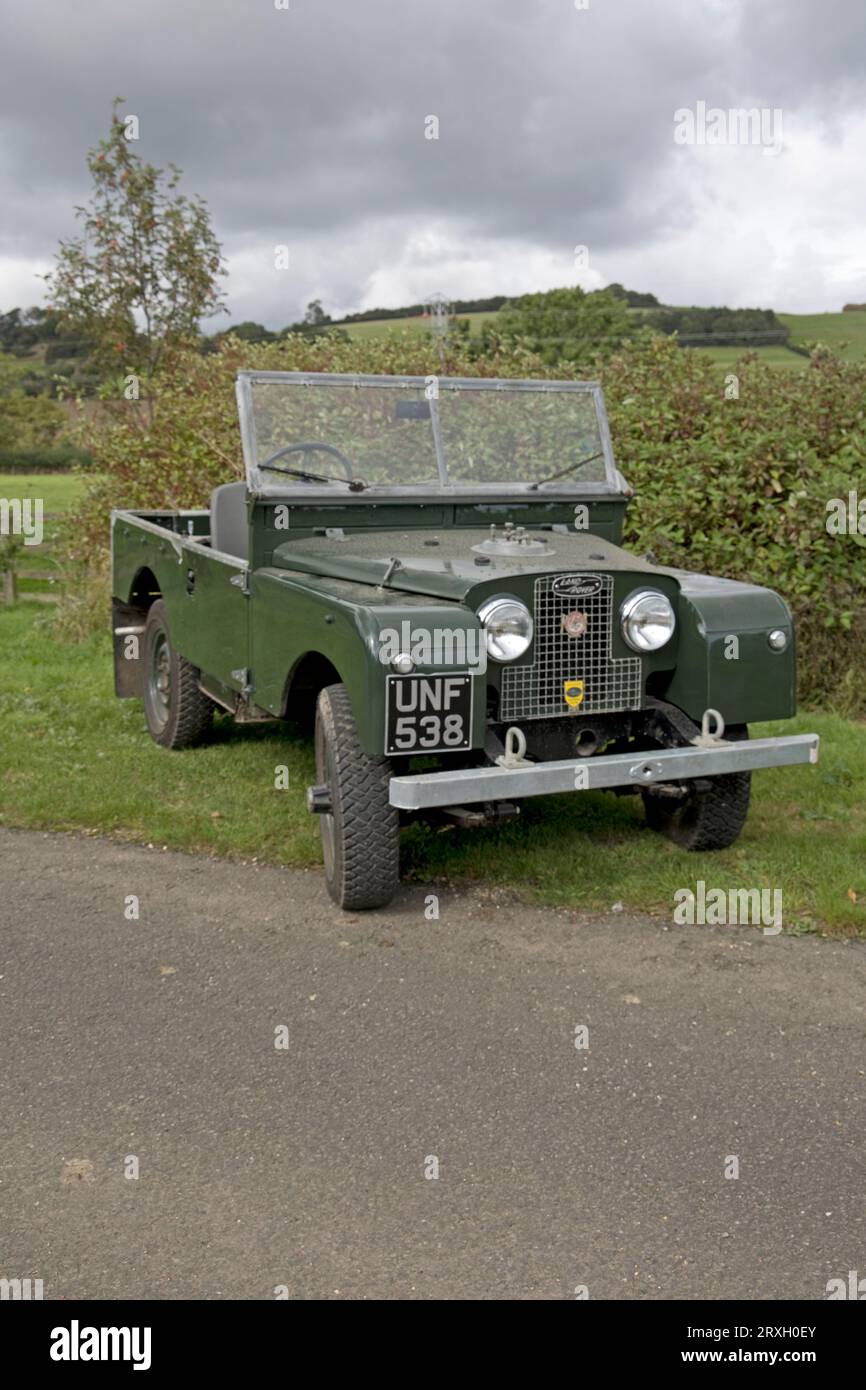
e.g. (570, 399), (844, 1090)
(493, 285), (636, 366)
(302, 299), (331, 328)
(45, 99), (226, 383)
(0, 352), (65, 450)
(283, 300), (346, 343)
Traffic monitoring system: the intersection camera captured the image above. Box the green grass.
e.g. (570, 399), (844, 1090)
(340, 311), (497, 340)
(1, 601), (863, 936)
(656, 309), (866, 370)
(0, 472), (89, 597)
(0, 470), (88, 513)
(780, 310), (866, 361)
(693, 344), (807, 372)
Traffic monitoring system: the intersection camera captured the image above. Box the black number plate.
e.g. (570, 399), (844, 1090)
(385, 674), (473, 756)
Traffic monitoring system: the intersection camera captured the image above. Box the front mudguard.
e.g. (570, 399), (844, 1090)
(661, 572), (796, 725)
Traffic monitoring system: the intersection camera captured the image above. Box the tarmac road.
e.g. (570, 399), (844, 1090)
(1, 826), (864, 1300)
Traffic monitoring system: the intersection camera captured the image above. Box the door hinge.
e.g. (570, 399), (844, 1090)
(229, 570), (250, 595)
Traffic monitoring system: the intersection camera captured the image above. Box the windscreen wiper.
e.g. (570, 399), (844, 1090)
(528, 450), (605, 490)
(260, 463), (368, 491)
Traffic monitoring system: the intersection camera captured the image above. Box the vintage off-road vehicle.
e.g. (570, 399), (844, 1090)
(111, 371), (818, 908)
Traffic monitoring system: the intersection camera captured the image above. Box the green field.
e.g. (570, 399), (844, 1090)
(665, 310), (866, 371)
(692, 344), (806, 372)
(0, 472), (88, 598)
(342, 310), (497, 340)
(0, 471), (87, 512)
(337, 307), (866, 370)
(780, 309), (866, 360)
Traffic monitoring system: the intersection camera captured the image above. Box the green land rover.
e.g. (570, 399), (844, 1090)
(111, 371), (818, 908)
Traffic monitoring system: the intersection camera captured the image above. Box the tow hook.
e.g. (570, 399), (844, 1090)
(306, 784), (333, 814)
(495, 726), (533, 769)
(691, 708), (728, 747)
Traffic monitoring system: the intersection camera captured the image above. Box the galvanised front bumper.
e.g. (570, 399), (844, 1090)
(388, 733), (819, 811)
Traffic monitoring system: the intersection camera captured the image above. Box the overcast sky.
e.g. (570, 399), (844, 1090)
(2, 0), (865, 327)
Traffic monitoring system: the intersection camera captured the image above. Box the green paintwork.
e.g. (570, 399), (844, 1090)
(112, 497), (797, 755)
(269, 527), (654, 598)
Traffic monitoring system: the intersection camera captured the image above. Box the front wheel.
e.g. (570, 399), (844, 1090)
(642, 724), (751, 851)
(314, 683), (400, 910)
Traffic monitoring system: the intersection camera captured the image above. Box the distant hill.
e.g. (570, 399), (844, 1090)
(330, 286), (789, 348)
(7, 287), (866, 390)
(337, 295), (508, 325)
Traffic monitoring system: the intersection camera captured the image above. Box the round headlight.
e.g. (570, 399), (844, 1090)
(391, 652), (415, 674)
(477, 596), (533, 662)
(768, 628), (788, 652)
(621, 589), (676, 652)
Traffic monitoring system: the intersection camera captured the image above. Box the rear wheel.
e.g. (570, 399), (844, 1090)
(642, 724), (751, 851)
(142, 600), (213, 749)
(313, 683), (400, 910)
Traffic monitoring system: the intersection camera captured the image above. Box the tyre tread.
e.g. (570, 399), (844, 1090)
(643, 726), (751, 851)
(318, 683), (399, 910)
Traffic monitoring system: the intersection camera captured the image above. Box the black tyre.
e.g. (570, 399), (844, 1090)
(642, 724), (751, 851)
(314, 683), (400, 910)
(142, 600), (213, 749)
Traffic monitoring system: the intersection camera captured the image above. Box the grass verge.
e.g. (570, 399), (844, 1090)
(1, 602), (863, 936)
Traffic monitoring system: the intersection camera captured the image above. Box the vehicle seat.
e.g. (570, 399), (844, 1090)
(210, 481), (248, 561)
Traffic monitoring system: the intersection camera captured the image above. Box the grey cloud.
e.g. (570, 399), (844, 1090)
(1, 0), (864, 322)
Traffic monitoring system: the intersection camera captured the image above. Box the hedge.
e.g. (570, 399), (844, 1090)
(0, 443), (94, 473)
(59, 331), (866, 713)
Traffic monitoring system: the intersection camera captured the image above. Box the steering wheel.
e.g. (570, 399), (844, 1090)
(261, 441), (355, 481)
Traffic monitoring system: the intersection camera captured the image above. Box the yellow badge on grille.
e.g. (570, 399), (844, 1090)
(564, 679), (586, 709)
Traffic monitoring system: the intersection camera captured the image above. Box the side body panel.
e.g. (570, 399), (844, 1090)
(111, 511), (249, 694)
(169, 549), (248, 693)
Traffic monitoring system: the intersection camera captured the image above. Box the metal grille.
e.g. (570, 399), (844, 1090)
(500, 574), (642, 721)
